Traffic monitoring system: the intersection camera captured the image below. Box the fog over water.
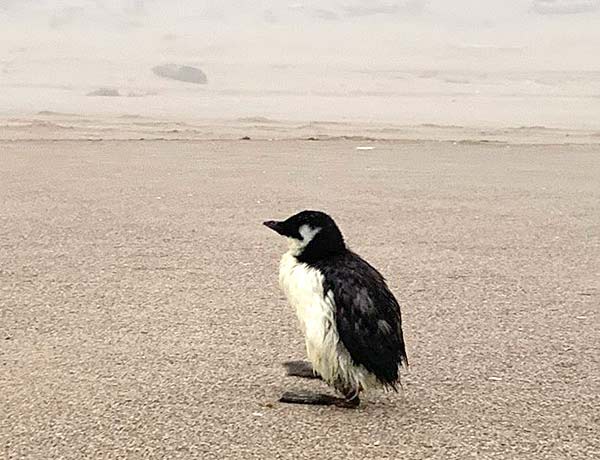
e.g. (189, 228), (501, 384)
(2, 1), (599, 127)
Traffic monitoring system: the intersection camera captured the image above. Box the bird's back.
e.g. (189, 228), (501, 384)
(311, 250), (408, 388)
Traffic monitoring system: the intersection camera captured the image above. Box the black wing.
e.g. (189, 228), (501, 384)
(316, 251), (408, 389)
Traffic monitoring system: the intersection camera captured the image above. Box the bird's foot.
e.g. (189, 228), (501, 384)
(283, 360), (321, 379)
(279, 390), (360, 408)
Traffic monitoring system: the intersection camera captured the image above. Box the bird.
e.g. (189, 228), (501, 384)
(263, 210), (408, 408)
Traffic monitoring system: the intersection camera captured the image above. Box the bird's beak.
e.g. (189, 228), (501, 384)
(263, 220), (285, 235)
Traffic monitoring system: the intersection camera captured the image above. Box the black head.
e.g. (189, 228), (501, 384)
(263, 210), (345, 262)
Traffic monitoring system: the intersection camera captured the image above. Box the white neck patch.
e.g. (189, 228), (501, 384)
(287, 224), (321, 256)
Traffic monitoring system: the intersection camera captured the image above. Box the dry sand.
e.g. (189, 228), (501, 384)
(1, 128), (599, 459)
(3, 2), (600, 457)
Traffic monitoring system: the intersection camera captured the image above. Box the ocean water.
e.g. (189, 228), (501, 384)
(1, 1), (599, 128)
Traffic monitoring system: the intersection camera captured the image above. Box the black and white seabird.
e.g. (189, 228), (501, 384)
(264, 210), (408, 408)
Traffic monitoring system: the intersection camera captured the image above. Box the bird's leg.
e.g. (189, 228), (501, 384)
(340, 389), (361, 408)
(283, 360), (321, 379)
(278, 366), (360, 408)
(279, 390), (359, 408)
(335, 382), (361, 408)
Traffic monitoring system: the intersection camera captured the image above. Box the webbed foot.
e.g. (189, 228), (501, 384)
(283, 360), (321, 379)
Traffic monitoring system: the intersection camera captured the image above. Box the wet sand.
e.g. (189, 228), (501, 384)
(1, 135), (599, 459)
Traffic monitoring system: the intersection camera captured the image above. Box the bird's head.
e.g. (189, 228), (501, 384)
(263, 210), (345, 261)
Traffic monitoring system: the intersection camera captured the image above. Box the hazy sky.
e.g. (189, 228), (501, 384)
(2, 1), (599, 20)
(2, 1), (600, 35)
(2, 1), (599, 71)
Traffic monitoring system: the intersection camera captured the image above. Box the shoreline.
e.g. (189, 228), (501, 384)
(2, 113), (600, 145)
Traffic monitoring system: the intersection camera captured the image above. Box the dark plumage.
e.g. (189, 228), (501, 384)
(264, 210), (408, 407)
(313, 251), (408, 389)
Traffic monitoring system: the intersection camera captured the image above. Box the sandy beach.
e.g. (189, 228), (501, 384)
(2, 126), (599, 458)
(2, 1), (600, 458)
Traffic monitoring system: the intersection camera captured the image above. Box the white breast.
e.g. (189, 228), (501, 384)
(278, 251), (376, 390)
(279, 251), (338, 382)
